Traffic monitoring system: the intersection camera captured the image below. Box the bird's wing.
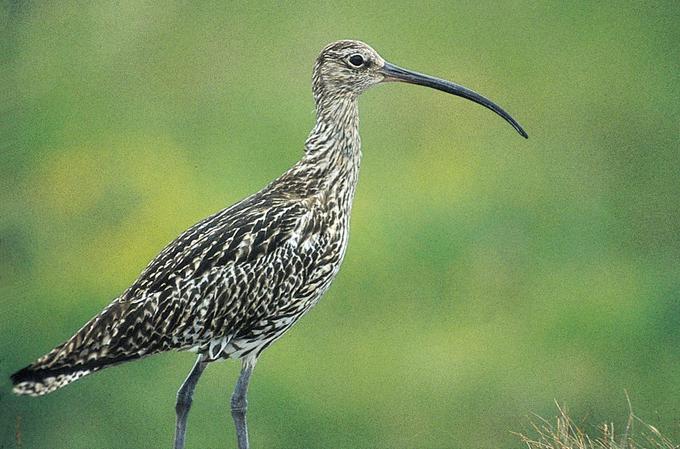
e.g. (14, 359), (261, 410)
(16, 190), (316, 383)
(119, 189), (318, 348)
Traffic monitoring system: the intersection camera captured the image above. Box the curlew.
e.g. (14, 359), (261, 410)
(11, 40), (527, 449)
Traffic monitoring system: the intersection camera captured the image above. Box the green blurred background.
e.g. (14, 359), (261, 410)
(1, 1), (679, 448)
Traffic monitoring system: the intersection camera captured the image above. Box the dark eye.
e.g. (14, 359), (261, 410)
(348, 54), (365, 67)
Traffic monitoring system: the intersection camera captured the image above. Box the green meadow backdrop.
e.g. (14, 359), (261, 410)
(1, 1), (679, 448)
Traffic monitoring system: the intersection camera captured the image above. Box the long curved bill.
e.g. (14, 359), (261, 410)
(380, 62), (528, 138)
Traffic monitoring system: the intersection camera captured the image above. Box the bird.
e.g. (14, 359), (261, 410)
(11, 39), (527, 449)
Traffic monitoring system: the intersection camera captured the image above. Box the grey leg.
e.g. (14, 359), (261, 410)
(174, 355), (208, 449)
(231, 358), (256, 449)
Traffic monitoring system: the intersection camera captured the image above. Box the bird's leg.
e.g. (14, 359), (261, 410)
(174, 355), (208, 449)
(231, 357), (256, 449)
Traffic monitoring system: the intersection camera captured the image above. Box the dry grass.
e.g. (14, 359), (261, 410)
(515, 397), (678, 449)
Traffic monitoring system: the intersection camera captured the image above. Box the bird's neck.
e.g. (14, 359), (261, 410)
(301, 95), (361, 176)
(313, 93), (360, 134)
(284, 95), (361, 205)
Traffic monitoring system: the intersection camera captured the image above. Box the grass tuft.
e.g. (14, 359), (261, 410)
(515, 396), (678, 449)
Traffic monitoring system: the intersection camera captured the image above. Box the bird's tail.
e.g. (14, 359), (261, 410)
(11, 362), (102, 396)
(11, 299), (149, 396)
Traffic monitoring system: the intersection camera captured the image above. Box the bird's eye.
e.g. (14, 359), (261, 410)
(348, 54), (365, 67)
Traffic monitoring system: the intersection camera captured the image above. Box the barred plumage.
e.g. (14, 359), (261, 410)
(11, 40), (526, 449)
(12, 118), (360, 395)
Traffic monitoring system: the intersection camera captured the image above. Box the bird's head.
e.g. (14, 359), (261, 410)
(312, 39), (527, 138)
(312, 40), (386, 99)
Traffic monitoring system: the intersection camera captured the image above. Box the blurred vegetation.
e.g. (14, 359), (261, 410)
(1, 1), (679, 448)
